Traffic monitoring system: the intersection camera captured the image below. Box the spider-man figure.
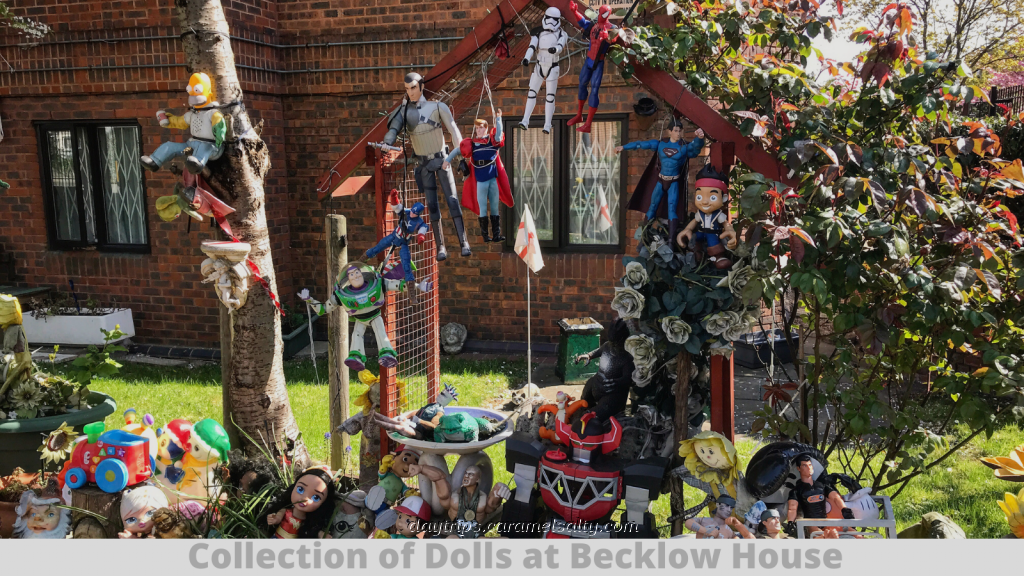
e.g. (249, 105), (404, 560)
(566, 1), (630, 133)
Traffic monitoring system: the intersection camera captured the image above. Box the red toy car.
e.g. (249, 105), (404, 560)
(63, 422), (154, 493)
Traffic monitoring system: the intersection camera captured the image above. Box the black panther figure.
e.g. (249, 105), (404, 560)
(573, 319), (634, 437)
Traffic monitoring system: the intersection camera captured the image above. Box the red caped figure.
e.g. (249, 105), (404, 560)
(444, 112), (514, 244)
(567, 1), (630, 133)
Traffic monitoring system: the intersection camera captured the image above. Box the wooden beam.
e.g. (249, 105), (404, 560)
(710, 353), (735, 442)
(326, 215), (350, 469)
(315, 0), (535, 202)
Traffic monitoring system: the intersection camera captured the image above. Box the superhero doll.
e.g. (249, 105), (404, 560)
(566, 1), (633, 133)
(443, 110), (514, 244)
(364, 189), (430, 304)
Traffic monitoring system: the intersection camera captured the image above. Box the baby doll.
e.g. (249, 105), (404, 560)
(119, 485), (170, 538)
(261, 466), (337, 539)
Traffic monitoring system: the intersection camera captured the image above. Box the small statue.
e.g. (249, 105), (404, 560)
(536, 391), (588, 444)
(200, 241), (253, 311)
(364, 447), (422, 514)
(373, 384), (459, 440)
(677, 164), (737, 270)
(411, 464), (510, 539)
(518, 8), (567, 134)
(684, 494), (754, 539)
(261, 466), (337, 539)
(617, 119), (705, 241)
(118, 485), (170, 539)
(141, 73), (226, 174)
(565, 1), (632, 133)
(786, 454), (855, 536)
(300, 262), (431, 371)
(0, 294), (32, 396)
(572, 319), (634, 437)
(12, 490), (70, 539)
(364, 189), (430, 304)
(326, 490), (371, 539)
(441, 322), (468, 354)
(443, 110), (514, 244)
(756, 508), (790, 539)
(382, 72), (470, 260)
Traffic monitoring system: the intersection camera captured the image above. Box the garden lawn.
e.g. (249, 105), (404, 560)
(67, 357), (1022, 538)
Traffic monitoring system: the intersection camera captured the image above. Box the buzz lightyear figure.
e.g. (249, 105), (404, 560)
(300, 262), (430, 371)
(141, 72), (227, 174)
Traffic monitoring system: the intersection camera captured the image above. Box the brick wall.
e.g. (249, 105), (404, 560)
(0, 0), (707, 347)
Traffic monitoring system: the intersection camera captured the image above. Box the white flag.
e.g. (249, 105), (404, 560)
(595, 187), (614, 233)
(514, 204), (544, 273)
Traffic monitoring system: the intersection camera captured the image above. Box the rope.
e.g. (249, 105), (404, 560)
(306, 300), (321, 385)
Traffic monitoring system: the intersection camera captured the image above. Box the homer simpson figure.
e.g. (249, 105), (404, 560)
(141, 73), (226, 174)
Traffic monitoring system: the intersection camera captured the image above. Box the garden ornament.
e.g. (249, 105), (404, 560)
(200, 240), (252, 311)
(156, 170), (236, 237)
(618, 119), (705, 241)
(381, 72), (470, 260)
(565, 1), (633, 133)
(12, 490), (70, 539)
(300, 262), (430, 371)
(141, 72), (227, 174)
(175, 418), (230, 500)
(261, 466), (337, 539)
(786, 454), (856, 536)
(150, 502), (207, 539)
(364, 447), (422, 514)
(897, 512), (966, 539)
(0, 294), (32, 396)
(441, 322), (468, 354)
(519, 7), (567, 134)
(674, 430), (740, 500)
(684, 494), (754, 539)
(499, 419), (667, 538)
(677, 164), (738, 270)
(365, 189), (430, 303)
(431, 411), (510, 443)
(118, 485), (169, 538)
(572, 318), (634, 437)
(443, 110), (514, 243)
(153, 418), (192, 497)
(982, 444), (1024, 482)
(372, 383), (459, 440)
(999, 488), (1024, 538)
(326, 490), (371, 539)
(410, 464), (510, 538)
(537, 391), (588, 444)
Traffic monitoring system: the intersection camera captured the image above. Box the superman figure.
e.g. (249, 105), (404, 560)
(566, 1), (632, 133)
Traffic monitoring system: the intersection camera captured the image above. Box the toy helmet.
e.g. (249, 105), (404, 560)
(410, 202), (426, 216)
(395, 495), (432, 523)
(437, 383), (459, 406)
(187, 73), (214, 108)
(543, 7), (562, 32)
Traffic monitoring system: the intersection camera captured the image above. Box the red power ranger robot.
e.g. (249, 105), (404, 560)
(500, 413), (667, 538)
(566, 1), (632, 133)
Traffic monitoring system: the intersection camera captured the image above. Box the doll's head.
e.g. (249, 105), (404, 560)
(713, 494), (736, 519)
(187, 73), (214, 109)
(473, 119), (490, 140)
(597, 4), (612, 24)
(795, 454), (815, 481)
(542, 7), (562, 31)
(759, 508), (782, 536)
(461, 465), (482, 489)
(393, 495), (432, 537)
(693, 164), (729, 215)
(404, 72), (424, 102)
(346, 265), (366, 289)
(13, 491), (69, 539)
(678, 431), (740, 495)
(390, 448), (421, 478)
(667, 117), (684, 142)
(120, 485), (169, 536)
(262, 467), (337, 538)
(225, 451), (278, 496)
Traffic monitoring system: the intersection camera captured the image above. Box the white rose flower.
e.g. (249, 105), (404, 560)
(624, 334), (657, 368)
(716, 265), (755, 298)
(660, 316), (692, 344)
(632, 364), (654, 388)
(704, 311), (742, 336)
(623, 261), (649, 290)
(611, 287), (645, 319)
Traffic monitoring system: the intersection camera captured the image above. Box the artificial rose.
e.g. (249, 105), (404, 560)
(708, 341), (735, 357)
(704, 311), (742, 336)
(623, 261), (649, 290)
(717, 265), (755, 298)
(661, 316), (692, 344)
(611, 287), (645, 319)
(624, 334), (657, 368)
(632, 364), (654, 388)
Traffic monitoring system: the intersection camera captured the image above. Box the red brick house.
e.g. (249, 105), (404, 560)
(0, 0), (741, 351)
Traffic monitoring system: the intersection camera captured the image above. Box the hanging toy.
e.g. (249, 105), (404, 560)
(155, 170), (236, 237)
(518, 7), (567, 134)
(565, 1), (634, 133)
(141, 72), (226, 174)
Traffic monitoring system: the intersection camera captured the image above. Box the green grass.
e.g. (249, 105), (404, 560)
(59, 356), (1024, 538)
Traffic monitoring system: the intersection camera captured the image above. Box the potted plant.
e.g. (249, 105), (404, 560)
(21, 292), (135, 347)
(281, 303), (319, 360)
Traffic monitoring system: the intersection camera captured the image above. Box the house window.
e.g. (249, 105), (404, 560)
(36, 122), (149, 252)
(503, 115), (626, 252)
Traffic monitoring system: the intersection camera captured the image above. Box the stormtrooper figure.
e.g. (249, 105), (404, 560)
(382, 73), (470, 261)
(518, 7), (567, 134)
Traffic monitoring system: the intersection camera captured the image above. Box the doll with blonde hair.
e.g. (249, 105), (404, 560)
(119, 485), (169, 538)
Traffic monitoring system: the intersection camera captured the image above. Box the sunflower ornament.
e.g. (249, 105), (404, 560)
(981, 444), (1024, 482)
(39, 422), (77, 466)
(998, 488), (1024, 539)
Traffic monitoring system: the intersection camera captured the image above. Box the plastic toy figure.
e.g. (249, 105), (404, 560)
(63, 422), (154, 493)
(382, 72), (470, 260)
(12, 491), (70, 539)
(261, 466), (337, 539)
(387, 495), (433, 539)
(300, 262), (431, 371)
(685, 494), (754, 539)
(121, 408), (158, 460)
(519, 7), (567, 134)
(326, 490), (371, 539)
(537, 391), (588, 444)
(412, 464), (510, 538)
(365, 189), (429, 303)
(153, 418), (191, 495)
(787, 454), (855, 535)
(443, 111), (513, 244)
(364, 447), (422, 514)
(617, 120), (705, 242)
(673, 430), (740, 501)
(677, 164), (738, 270)
(373, 383), (459, 440)
(176, 418), (231, 500)
(500, 419), (666, 538)
(141, 73), (226, 174)
(572, 319), (634, 437)
(118, 485), (169, 539)
(757, 509), (790, 539)
(565, 1), (632, 133)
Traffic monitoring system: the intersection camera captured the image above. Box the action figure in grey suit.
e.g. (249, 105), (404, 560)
(382, 73), (471, 261)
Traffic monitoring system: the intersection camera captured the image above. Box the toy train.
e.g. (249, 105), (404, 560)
(63, 421), (154, 493)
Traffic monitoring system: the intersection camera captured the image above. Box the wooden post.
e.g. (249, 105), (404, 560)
(220, 306), (239, 450)
(70, 486), (123, 539)
(710, 353), (735, 442)
(326, 215), (350, 470)
(670, 351), (692, 536)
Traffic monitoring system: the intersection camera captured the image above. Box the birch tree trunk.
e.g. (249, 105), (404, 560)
(174, 0), (309, 466)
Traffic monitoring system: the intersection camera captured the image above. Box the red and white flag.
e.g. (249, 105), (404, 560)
(595, 187), (614, 233)
(514, 204), (544, 273)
